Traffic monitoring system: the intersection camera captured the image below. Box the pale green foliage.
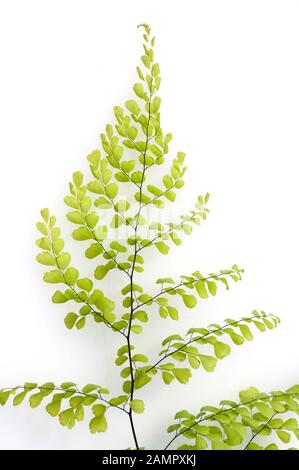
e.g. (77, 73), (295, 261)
(0, 382), (111, 433)
(1, 24), (298, 451)
(166, 385), (299, 450)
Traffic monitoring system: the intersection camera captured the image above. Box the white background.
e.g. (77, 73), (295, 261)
(0, 0), (298, 449)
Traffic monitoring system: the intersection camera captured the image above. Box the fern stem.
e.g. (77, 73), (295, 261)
(124, 42), (155, 450)
(243, 412), (278, 450)
(146, 313), (268, 373)
(132, 268), (242, 312)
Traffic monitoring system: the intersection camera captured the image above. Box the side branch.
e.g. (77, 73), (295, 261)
(133, 268), (243, 312)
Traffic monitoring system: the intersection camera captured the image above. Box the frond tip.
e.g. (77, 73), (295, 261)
(137, 23), (151, 35)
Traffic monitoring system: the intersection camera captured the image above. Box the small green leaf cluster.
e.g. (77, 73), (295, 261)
(0, 382), (110, 433)
(167, 385), (299, 450)
(147, 265), (244, 320)
(36, 208), (121, 333)
(157, 311), (279, 381)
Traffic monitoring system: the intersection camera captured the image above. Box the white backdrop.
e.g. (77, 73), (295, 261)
(0, 0), (298, 449)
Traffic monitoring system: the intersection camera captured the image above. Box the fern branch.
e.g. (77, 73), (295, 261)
(0, 385), (127, 413)
(94, 167), (136, 230)
(47, 226), (125, 335)
(133, 268), (242, 312)
(164, 392), (297, 450)
(137, 211), (202, 252)
(146, 313), (271, 373)
(124, 26), (156, 452)
(244, 412), (278, 450)
(73, 187), (131, 276)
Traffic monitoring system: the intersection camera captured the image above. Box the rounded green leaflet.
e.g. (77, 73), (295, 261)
(162, 175), (173, 189)
(132, 354), (148, 363)
(195, 280), (209, 299)
(130, 399), (145, 414)
(151, 96), (161, 113)
(188, 356), (201, 369)
(52, 238), (64, 254)
(182, 295), (197, 308)
(64, 312), (78, 329)
(106, 183), (118, 199)
(133, 311), (148, 323)
(59, 408), (75, 428)
(207, 281), (217, 296)
(40, 208), (49, 222)
(109, 395), (128, 406)
(46, 400), (61, 417)
(13, 391), (28, 406)
(159, 306), (168, 318)
(95, 296), (115, 315)
(134, 373), (151, 390)
(173, 368), (192, 384)
(72, 227), (92, 241)
(199, 355), (217, 372)
(36, 221), (48, 235)
(110, 241), (127, 252)
(56, 252), (71, 270)
(87, 149), (101, 167)
(64, 195), (80, 209)
(277, 430), (291, 443)
(52, 291), (67, 303)
(36, 252), (56, 266)
(214, 342), (231, 359)
(64, 267), (79, 285)
(155, 241), (169, 255)
(67, 211), (85, 225)
(115, 172), (129, 182)
(125, 100), (140, 116)
(167, 306), (178, 320)
(121, 160), (135, 173)
(239, 324), (253, 341)
(147, 184), (163, 196)
(87, 180), (105, 194)
(85, 243), (103, 259)
(43, 270), (64, 284)
(77, 278), (93, 292)
(73, 171), (84, 187)
(75, 317), (86, 330)
(29, 392), (43, 408)
(131, 325), (143, 334)
(89, 414), (107, 433)
(94, 265), (109, 280)
(133, 83), (145, 99)
(85, 212), (99, 229)
(162, 371), (174, 384)
(36, 237), (51, 251)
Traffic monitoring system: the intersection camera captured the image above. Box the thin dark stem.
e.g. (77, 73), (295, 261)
(126, 335), (139, 450)
(128, 406), (140, 450)
(136, 212), (200, 252)
(140, 182), (177, 209)
(243, 412), (278, 450)
(124, 56), (154, 451)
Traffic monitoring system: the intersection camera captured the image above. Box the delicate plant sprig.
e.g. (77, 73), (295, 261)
(165, 385), (299, 450)
(1, 23), (298, 451)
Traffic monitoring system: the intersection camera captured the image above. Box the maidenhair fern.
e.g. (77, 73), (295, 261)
(1, 24), (298, 451)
